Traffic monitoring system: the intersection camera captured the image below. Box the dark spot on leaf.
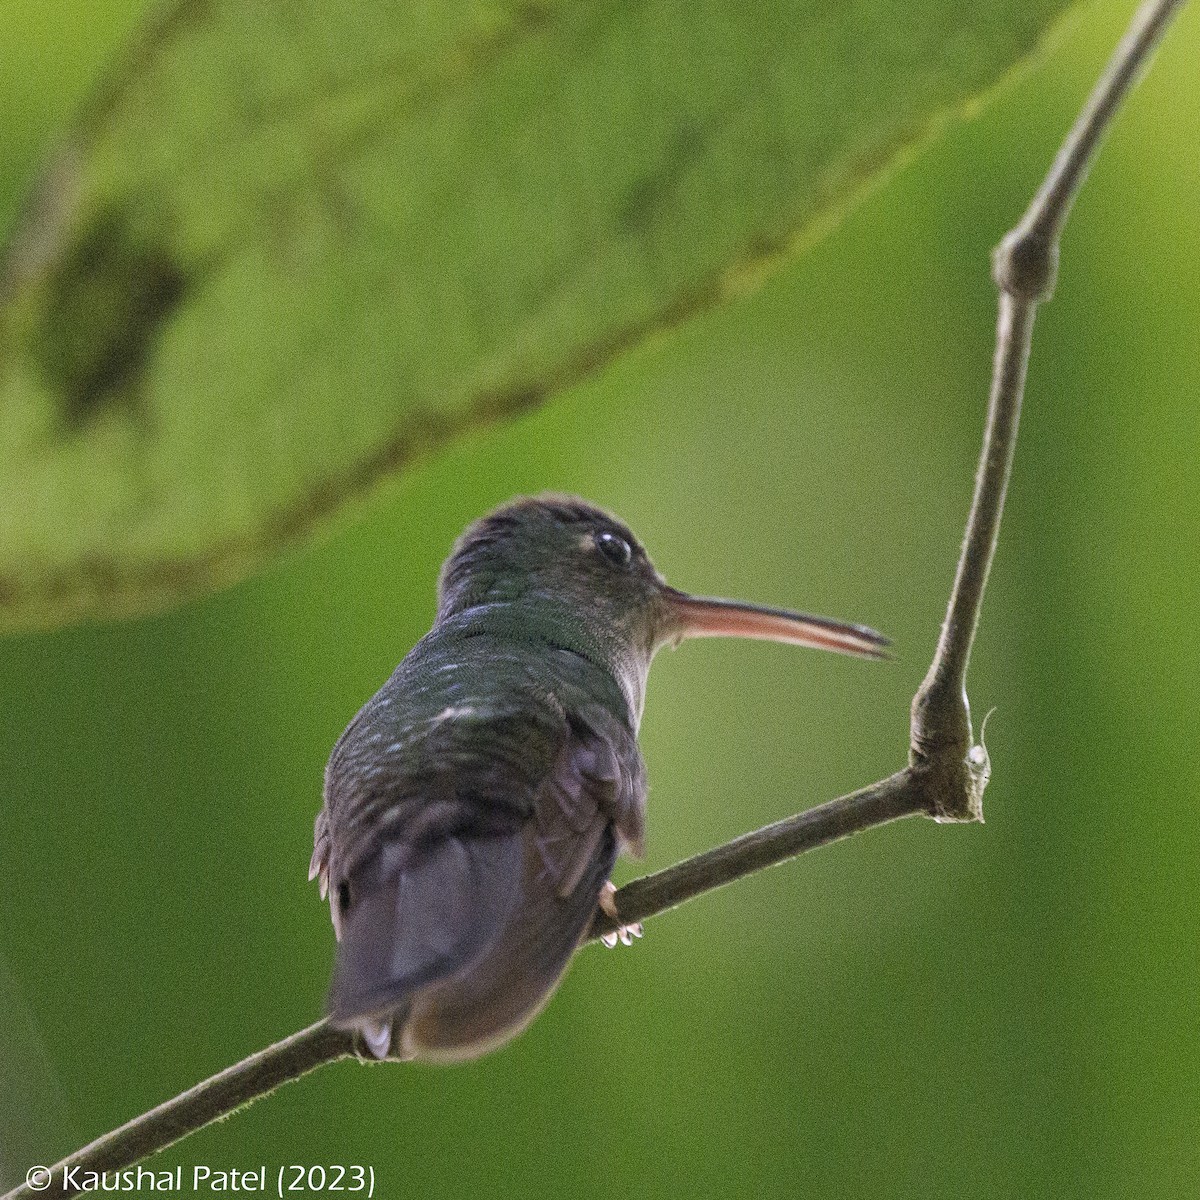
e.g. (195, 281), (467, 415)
(33, 209), (188, 427)
(616, 120), (707, 236)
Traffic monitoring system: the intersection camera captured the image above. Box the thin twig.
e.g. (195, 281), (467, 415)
(2, 2), (1184, 1196)
(7, 1023), (357, 1197)
(910, 0), (1187, 820)
(590, 771), (923, 935)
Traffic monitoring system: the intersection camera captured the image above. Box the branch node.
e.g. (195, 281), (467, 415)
(992, 222), (1059, 302)
(912, 757), (986, 825)
(909, 673), (969, 765)
(908, 679), (985, 824)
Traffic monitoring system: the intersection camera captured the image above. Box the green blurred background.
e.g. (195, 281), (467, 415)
(2, 0), (1198, 1196)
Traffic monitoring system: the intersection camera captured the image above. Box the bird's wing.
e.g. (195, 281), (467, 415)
(323, 696), (646, 1051)
(401, 702), (646, 1060)
(319, 693), (558, 1017)
(532, 701), (647, 897)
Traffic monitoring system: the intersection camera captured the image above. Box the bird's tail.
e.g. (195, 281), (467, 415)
(327, 832), (524, 1044)
(399, 826), (619, 1062)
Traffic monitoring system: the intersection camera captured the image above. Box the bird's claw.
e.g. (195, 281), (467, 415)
(598, 881), (643, 949)
(600, 923), (643, 948)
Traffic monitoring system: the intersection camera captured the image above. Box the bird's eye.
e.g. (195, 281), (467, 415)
(595, 530), (632, 567)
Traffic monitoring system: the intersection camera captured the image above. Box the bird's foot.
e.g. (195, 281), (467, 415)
(598, 881), (643, 948)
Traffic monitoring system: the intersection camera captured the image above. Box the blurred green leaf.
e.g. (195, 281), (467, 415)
(0, 0), (1075, 630)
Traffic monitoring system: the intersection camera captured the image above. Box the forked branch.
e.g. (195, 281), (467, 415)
(1, 2), (1185, 1196)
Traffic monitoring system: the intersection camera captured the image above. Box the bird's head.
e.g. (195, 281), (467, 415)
(438, 494), (887, 719)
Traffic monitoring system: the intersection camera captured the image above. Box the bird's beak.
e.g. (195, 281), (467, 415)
(660, 587), (890, 660)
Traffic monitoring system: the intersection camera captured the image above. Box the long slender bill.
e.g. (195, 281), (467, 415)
(663, 588), (890, 660)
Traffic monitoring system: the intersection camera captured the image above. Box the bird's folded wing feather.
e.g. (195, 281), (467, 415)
(533, 702), (647, 898)
(317, 691), (645, 1027)
(399, 704), (647, 1057)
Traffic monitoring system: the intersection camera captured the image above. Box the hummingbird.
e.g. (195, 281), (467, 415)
(310, 495), (887, 1062)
